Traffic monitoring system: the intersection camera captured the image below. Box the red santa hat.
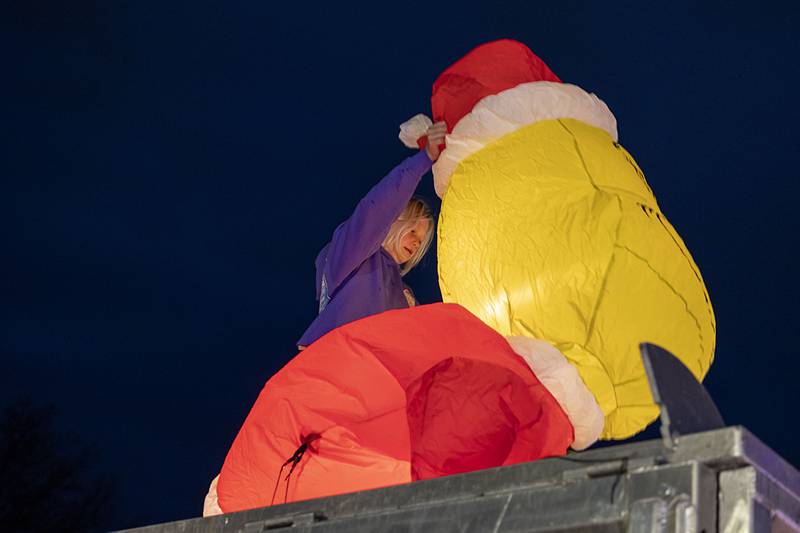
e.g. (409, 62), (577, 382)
(431, 39), (562, 131)
(400, 39), (618, 197)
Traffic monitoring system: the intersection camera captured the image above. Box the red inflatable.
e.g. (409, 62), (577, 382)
(217, 303), (573, 512)
(431, 39), (561, 131)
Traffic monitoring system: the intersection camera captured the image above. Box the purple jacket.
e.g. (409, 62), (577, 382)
(297, 150), (433, 347)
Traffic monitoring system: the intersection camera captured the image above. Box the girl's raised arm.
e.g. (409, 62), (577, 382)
(319, 149), (433, 298)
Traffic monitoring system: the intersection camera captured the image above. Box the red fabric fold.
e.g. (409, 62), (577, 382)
(218, 303), (573, 513)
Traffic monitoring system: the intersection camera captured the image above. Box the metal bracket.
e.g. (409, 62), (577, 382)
(243, 511), (327, 531)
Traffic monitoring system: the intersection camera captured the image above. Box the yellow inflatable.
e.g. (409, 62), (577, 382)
(430, 40), (716, 439)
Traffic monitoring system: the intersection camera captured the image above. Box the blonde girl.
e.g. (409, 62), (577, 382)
(296, 122), (446, 348)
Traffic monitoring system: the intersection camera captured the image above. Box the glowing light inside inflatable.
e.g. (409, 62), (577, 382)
(434, 40), (716, 439)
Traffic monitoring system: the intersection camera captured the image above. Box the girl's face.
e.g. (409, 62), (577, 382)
(389, 218), (431, 264)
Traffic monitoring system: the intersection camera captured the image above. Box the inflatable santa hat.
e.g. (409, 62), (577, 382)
(400, 39), (618, 197)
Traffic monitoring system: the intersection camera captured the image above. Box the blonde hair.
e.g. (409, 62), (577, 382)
(382, 196), (434, 276)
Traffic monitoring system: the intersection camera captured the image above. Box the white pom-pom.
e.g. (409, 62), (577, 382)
(398, 114), (432, 148)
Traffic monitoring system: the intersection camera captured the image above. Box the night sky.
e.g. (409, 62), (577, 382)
(4, 1), (800, 530)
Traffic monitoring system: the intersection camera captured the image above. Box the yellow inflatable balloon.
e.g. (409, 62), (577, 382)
(431, 41), (716, 439)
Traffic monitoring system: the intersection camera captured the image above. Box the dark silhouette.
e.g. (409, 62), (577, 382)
(0, 399), (117, 532)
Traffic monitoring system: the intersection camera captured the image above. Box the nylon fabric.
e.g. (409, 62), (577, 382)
(432, 81), (618, 197)
(437, 119), (716, 439)
(432, 39), (560, 132)
(217, 303), (573, 513)
(505, 336), (604, 450)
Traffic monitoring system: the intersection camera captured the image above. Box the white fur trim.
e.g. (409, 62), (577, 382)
(506, 336), (604, 450)
(433, 82), (618, 197)
(203, 474), (223, 517)
(399, 114), (433, 149)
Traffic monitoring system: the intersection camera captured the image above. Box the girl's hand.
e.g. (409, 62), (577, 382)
(425, 121), (447, 161)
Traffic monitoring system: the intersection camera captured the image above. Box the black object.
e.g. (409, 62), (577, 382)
(640, 342), (724, 448)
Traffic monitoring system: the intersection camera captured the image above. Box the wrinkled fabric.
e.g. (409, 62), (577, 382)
(506, 336), (605, 450)
(219, 303), (573, 513)
(202, 475), (221, 517)
(437, 118), (716, 439)
(432, 39), (560, 132)
(432, 81), (618, 197)
(297, 149), (432, 348)
(399, 114), (433, 149)
(431, 40), (715, 439)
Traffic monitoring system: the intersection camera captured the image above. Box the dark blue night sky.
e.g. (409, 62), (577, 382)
(4, 1), (799, 529)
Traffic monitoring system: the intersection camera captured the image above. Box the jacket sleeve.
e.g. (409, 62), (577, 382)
(320, 149), (432, 299)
